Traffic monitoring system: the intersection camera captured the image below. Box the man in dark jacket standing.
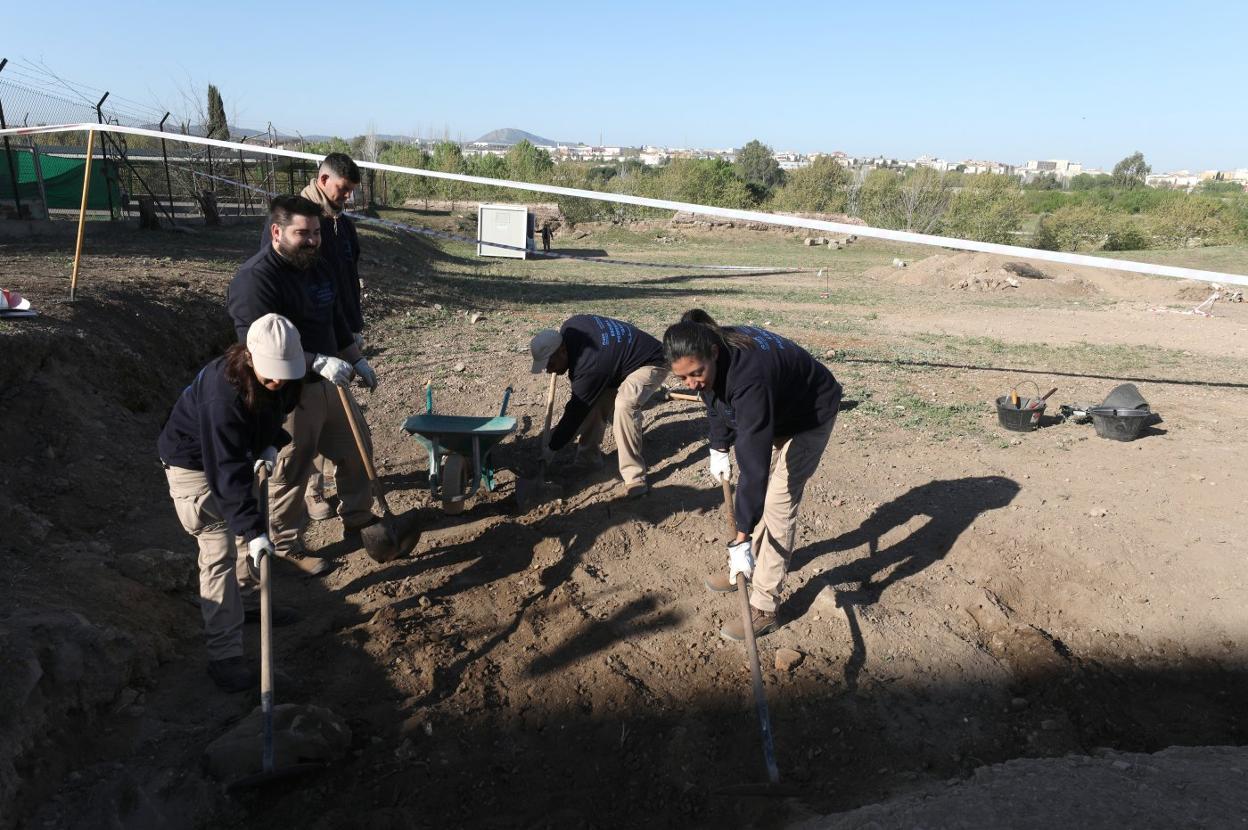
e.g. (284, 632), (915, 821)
(298, 153), (365, 520)
(228, 195), (378, 575)
(530, 314), (669, 498)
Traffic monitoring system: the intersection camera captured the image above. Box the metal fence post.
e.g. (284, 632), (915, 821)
(31, 141), (48, 214)
(0, 59), (25, 219)
(159, 112), (175, 220)
(237, 137), (249, 216)
(94, 92), (115, 220)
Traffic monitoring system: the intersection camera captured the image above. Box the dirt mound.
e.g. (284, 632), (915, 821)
(0, 229), (245, 824)
(867, 252), (1099, 298)
(796, 745), (1248, 828)
(866, 250), (1231, 304)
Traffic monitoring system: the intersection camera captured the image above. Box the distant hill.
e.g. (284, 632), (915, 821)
(474, 128), (570, 146)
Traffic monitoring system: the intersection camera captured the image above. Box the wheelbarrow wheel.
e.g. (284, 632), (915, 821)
(440, 453), (469, 514)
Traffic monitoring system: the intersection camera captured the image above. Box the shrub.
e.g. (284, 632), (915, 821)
(942, 174), (1023, 244)
(1147, 197), (1234, 247)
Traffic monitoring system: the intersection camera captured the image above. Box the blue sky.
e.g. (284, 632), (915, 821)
(2, 0), (1245, 171)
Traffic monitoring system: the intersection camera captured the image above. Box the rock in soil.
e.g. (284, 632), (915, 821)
(203, 703), (351, 781)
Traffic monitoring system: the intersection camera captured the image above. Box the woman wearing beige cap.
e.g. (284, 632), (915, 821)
(157, 313), (305, 692)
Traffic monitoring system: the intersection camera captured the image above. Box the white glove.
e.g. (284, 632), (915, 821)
(353, 357), (378, 391)
(248, 533), (274, 569)
(352, 332), (365, 350)
(540, 444), (557, 465)
(252, 446), (277, 475)
(728, 540), (754, 583)
(312, 354), (352, 387)
(709, 448), (732, 482)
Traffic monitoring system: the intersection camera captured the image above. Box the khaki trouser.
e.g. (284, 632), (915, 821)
(575, 365), (670, 489)
(164, 465), (255, 661)
(748, 417), (836, 614)
(306, 455), (336, 499)
(270, 381), (375, 556)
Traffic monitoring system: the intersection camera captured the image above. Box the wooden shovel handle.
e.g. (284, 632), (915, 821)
(539, 373), (557, 452)
(336, 384), (394, 517)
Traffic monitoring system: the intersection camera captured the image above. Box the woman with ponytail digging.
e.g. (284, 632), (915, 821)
(663, 310), (842, 641)
(157, 314), (304, 691)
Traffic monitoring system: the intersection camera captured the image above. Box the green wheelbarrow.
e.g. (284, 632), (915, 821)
(401, 384), (516, 514)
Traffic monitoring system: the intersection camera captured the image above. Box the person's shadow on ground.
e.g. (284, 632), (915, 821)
(782, 475), (1020, 691)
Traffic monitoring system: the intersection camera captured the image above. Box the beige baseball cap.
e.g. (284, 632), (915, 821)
(247, 313), (305, 380)
(529, 330), (563, 373)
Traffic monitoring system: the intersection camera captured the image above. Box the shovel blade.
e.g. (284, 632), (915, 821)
(360, 514), (418, 564)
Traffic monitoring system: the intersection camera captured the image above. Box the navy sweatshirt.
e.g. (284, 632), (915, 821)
(158, 356), (298, 541)
(700, 326), (841, 534)
(549, 315), (666, 451)
(228, 245), (353, 371)
(257, 214), (363, 333)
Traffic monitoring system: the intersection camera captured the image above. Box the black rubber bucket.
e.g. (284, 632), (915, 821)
(1088, 407), (1150, 442)
(996, 397), (1045, 432)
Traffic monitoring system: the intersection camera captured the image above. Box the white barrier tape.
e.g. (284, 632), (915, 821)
(6, 122), (1246, 287)
(186, 167), (803, 273)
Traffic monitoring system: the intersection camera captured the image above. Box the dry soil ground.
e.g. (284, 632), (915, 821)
(2, 212), (1247, 829)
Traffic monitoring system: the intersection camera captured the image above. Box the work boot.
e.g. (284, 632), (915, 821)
(720, 607), (777, 642)
(277, 549), (333, 577)
(244, 604), (300, 627)
(207, 656), (257, 693)
(620, 481), (650, 500)
(704, 572), (739, 594)
(306, 492), (336, 522)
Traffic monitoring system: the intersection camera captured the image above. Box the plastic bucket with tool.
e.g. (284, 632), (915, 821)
(995, 382), (1056, 432)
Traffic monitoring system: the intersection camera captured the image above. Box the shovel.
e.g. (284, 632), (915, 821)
(336, 385), (419, 563)
(226, 466), (324, 791)
(719, 479), (787, 792)
(516, 373), (560, 511)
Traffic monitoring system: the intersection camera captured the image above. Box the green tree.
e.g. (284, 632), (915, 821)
(1112, 151), (1150, 189)
(505, 140), (554, 184)
(942, 174), (1024, 244)
(1147, 196), (1232, 247)
(205, 84), (228, 140)
(857, 168), (904, 228)
(651, 159), (754, 209)
(432, 140), (467, 208)
(735, 139), (784, 194)
(1069, 173), (1113, 191)
(1034, 204), (1114, 251)
(770, 156), (850, 214)
(380, 143), (434, 207)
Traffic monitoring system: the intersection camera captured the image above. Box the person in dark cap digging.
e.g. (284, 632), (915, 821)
(529, 314), (669, 498)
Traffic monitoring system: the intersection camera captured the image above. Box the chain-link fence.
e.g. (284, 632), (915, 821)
(0, 58), (318, 224)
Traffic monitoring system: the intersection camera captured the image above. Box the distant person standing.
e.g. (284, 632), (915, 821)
(229, 195), (379, 576)
(529, 314), (670, 498)
(299, 153), (365, 522)
(540, 224), (552, 253)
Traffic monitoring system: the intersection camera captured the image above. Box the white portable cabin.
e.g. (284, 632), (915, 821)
(477, 203), (534, 259)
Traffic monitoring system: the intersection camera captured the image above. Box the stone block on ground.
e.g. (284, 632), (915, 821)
(204, 703), (352, 781)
